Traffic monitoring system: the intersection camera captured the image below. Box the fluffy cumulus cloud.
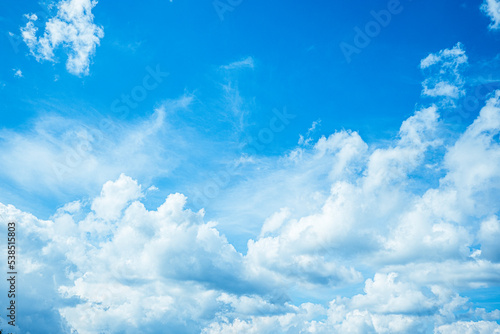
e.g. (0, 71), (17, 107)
(90, 173), (143, 221)
(203, 272), (495, 333)
(1, 45), (500, 333)
(0, 181), (249, 333)
(481, 0), (500, 30)
(436, 321), (500, 333)
(1, 88), (500, 333)
(20, 0), (104, 75)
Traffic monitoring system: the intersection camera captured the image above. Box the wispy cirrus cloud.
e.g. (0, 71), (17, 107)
(0, 103), (179, 201)
(221, 56), (255, 70)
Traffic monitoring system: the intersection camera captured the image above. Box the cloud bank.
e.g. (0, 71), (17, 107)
(2, 84), (500, 333)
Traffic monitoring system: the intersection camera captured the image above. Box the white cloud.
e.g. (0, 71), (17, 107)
(298, 120), (322, 145)
(215, 57), (257, 135)
(436, 321), (500, 333)
(221, 56), (255, 70)
(203, 272), (498, 333)
(478, 216), (500, 262)
(20, 0), (104, 76)
(259, 207), (290, 237)
(420, 43), (468, 101)
(0, 105), (181, 201)
(90, 173), (143, 221)
(347, 273), (436, 315)
(13, 68), (23, 77)
(3, 99), (500, 332)
(237, 106), (446, 292)
(1, 71), (500, 333)
(481, 0), (500, 30)
(382, 260), (500, 289)
(207, 90), (500, 331)
(203, 302), (325, 334)
(0, 180), (251, 333)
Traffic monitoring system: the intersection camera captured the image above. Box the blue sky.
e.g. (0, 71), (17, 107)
(1, 0), (500, 333)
